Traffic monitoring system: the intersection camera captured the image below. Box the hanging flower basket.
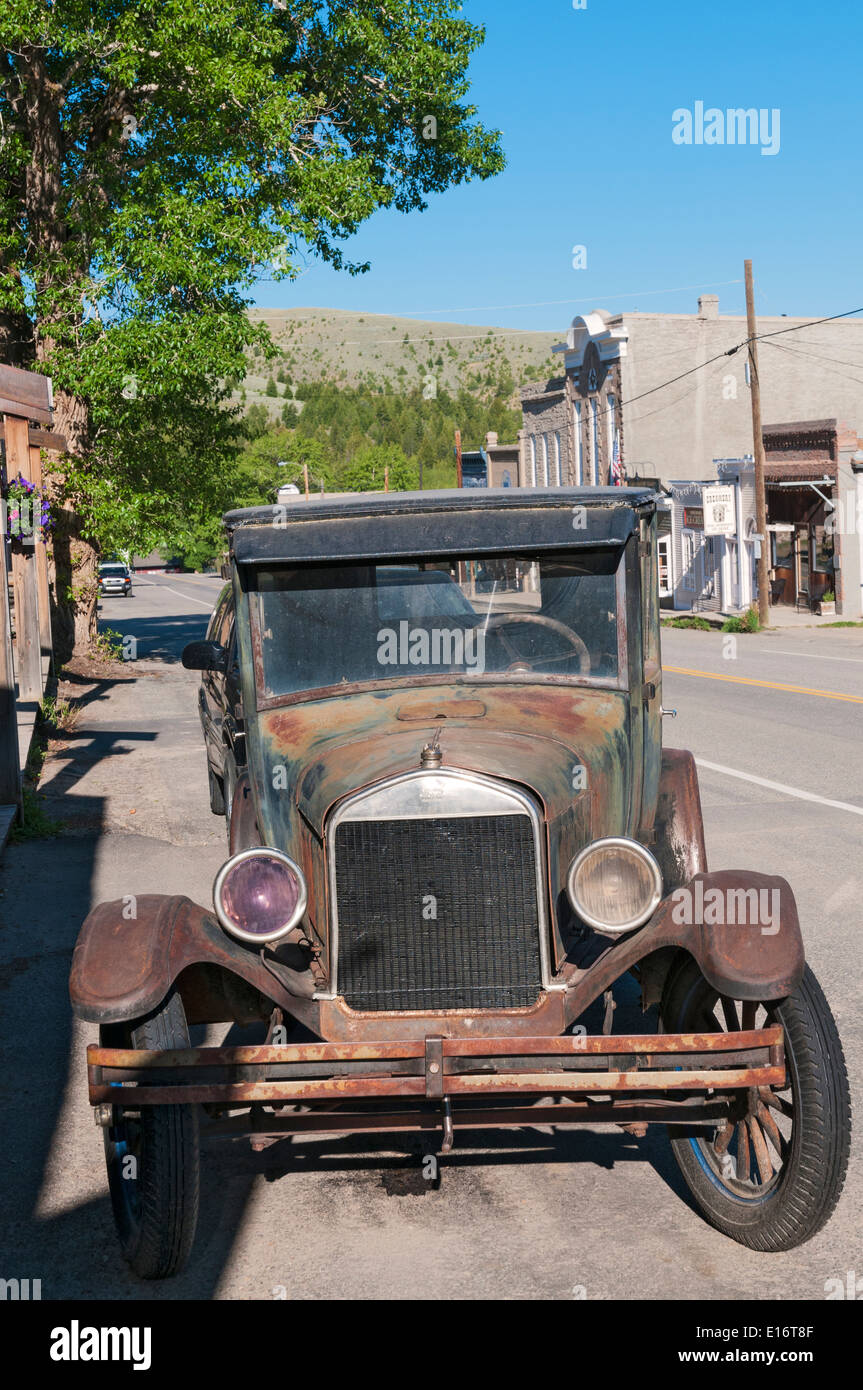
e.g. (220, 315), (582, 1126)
(2, 473), (53, 547)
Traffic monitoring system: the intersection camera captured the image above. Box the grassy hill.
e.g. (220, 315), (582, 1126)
(236, 306), (561, 421)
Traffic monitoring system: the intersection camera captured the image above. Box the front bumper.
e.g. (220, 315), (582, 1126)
(87, 1026), (785, 1144)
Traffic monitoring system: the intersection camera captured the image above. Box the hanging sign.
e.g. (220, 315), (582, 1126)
(703, 485), (736, 536)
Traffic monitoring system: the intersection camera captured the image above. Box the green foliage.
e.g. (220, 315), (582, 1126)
(243, 404), (271, 439)
(265, 376), (278, 397)
(294, 375), (520, 465)
(721, 606), (760, 634)
(663, 616), (713, 630)
(10, 787), (63, 842)
(0, 0), (504, 564)
(281, 401), (300, 428)
(92, 626), (125, 661)
(340, 444), (418, 493)
(178, 515), (226, 572)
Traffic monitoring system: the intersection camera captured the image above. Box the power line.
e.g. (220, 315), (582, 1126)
(761, 338), (863, 388)
(392, 279), (745, 318)
(610, 304), (863, 420)
(753, 306), (863, 341)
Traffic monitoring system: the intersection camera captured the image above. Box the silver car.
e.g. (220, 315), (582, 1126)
(98, 562), (132, 597)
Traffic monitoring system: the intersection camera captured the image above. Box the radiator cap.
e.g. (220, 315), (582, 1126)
(420, 740), (443, 768)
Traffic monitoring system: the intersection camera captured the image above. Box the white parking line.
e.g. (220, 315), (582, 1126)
(151, 584), (215, 609)
(750, 647), (863, 665)
(695, 757), (863, 818)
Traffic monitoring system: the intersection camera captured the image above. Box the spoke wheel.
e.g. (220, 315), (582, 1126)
(101, 990), (200, 1279)
(660, 956), (850, 1251)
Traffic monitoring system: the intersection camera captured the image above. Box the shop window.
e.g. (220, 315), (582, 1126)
(528, 436), (537, 487)
(573, 402), (583, 484)
(771, 531), (793, 569)
(811, 525), (834, 573)
(681, 532), (696, 590)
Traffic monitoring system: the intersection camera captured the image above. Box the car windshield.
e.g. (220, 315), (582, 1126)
(251, 551), (622, 699)
(100, 565), (127, 576)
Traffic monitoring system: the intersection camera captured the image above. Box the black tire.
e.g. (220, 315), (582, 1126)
(101, 991), (200, 1279)
(661, 955), (850, 1251)
(207, 762), (226, 816)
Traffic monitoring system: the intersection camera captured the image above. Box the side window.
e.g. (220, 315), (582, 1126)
(207, 586), (233, 646)
(225, 616), (237, 669)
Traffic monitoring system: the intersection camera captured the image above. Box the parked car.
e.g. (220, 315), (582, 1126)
(192, 582), (244, 825)
(98, 561), (132, 597)
(70, 488), (850, 1278)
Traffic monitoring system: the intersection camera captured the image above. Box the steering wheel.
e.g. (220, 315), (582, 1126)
(484, 613), (591, 675)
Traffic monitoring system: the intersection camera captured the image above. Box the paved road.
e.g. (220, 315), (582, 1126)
(0, 584), (859, 1300)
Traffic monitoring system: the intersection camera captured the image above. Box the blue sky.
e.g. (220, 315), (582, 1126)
(252, 0), (863, 331)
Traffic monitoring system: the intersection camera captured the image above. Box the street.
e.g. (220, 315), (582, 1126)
(0, 575), (860, 1301)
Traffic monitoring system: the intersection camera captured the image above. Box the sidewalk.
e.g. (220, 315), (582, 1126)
(663, 606), (859, 630)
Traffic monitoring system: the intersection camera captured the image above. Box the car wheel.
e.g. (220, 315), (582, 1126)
(660, 955), (850, 1251)
(207, 762), (226, 816)
(100, 991), (200, 1279)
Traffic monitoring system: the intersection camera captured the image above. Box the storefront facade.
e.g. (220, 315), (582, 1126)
(666, 462), (759, 613)
(762, 420), (852, 613)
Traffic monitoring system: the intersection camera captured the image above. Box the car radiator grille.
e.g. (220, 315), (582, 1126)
(333, 815), (543, 1012)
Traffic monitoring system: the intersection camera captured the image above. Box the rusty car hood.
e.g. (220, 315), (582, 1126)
(251, 683), (633, 842)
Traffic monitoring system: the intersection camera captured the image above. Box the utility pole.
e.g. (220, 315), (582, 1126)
(745, 260), (770, 627)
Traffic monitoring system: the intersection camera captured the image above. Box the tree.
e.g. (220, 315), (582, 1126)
(265, 376), (278, 397)
(0, 1), (504, 654)
(341, 443), (417, 493)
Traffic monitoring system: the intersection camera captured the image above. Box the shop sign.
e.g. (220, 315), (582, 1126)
(703, 486), (736, 536)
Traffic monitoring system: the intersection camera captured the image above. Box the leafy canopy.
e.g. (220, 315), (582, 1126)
(0, 1), (504, 555)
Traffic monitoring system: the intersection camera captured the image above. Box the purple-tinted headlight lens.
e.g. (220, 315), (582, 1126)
(217, 854), (304, 940)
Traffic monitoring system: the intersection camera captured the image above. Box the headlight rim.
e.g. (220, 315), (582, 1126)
(566, 835), (663, 935)
(213, 846), (308, 945)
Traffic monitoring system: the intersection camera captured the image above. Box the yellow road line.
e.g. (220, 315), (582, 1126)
(665, 665), (863, 704)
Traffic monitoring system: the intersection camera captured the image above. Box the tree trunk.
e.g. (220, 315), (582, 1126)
(5, 45), (100, 661)
(43, 387), (99, 662)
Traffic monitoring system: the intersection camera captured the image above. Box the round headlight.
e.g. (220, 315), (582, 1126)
(566, 837), (662, 935)
(213, 848), (308, 944)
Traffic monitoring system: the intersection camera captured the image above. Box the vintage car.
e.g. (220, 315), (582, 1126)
(70, 488), (850, 1278)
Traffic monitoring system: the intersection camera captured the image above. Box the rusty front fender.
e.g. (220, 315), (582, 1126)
(69, 895), (314, 1027)
(567, 869), (806, 1020)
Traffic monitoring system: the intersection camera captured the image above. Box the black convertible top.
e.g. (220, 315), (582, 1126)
(224, 487), (656, 566)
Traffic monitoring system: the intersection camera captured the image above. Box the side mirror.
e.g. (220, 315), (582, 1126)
(182, 640), (229, 674)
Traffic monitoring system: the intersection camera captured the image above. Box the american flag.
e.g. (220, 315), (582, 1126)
(611, 433), (624, 486)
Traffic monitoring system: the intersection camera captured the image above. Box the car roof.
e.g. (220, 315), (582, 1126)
(225, 487), (655, 567)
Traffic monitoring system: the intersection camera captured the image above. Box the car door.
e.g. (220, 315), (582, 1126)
(199, 586), (232, 770)
(221, 612), (245, 775)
